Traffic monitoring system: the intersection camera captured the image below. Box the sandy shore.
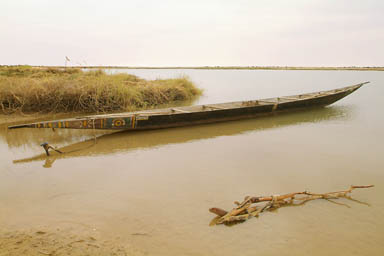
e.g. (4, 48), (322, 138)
(0, 225), (144, 256)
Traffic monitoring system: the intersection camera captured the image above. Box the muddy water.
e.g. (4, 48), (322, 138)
(1, 70), (384, 255)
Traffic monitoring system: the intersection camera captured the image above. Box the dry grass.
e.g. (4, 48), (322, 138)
(0, 66), (202, 114)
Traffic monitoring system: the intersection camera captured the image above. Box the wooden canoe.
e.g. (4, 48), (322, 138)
(8, 82), (368, 131)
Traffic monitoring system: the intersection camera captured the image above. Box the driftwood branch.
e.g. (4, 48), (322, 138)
(209, 185), (374, 225)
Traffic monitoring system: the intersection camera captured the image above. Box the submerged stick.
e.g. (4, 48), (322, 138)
(40, 142), (63, 156)
(209, 185), (374, 225)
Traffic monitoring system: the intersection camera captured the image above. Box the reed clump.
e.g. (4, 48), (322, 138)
(0, 66), (202, 113)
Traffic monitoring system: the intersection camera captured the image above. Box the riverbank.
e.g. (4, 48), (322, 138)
(0, 66), (202, 114)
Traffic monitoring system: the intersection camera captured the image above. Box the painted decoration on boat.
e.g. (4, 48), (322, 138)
(112, 118), (125, 127)
(80, 120), (95, 129)
(105, 116), (135, 129)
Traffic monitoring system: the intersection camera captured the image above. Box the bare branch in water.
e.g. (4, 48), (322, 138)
(209, 185), (374, 225)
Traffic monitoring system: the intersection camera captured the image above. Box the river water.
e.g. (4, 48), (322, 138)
(1, 70), (383, 255)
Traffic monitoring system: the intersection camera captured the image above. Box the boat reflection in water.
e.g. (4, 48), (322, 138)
(11, 105), (354, 168)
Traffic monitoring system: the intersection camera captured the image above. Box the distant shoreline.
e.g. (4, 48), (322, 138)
(2, 65), (384, 71)
(30, 66), (384, 71)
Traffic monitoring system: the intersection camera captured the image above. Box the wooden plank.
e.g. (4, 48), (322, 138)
(279, 96), (302, 101)
(171, 108), (190, 113)
(257, 99), (277, 104)
(203, 105), (227, 110)
(134, 111), (168, 116)
(241, 101), (259, 106)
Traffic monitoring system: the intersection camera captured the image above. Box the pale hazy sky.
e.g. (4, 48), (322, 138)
(1, 0), (383, 66)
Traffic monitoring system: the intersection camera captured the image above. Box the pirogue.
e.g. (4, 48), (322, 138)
(8, 82), (368, 131)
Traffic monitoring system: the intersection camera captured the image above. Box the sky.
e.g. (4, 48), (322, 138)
(1, 0), (383, 67)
